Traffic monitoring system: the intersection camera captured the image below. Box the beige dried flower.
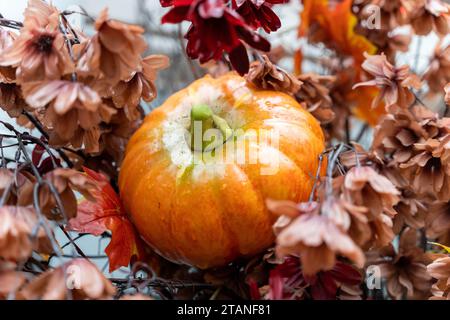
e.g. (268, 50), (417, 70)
(426, 201), (450, 242)
(269, 200), (365, 276)
(403, 0), (450, 36)
(0, 206), (52, 262)
(342, 166), (400, 248)
(0, 16), (74, 83)
(354, 0), (409, 31)
(22, 0), (60, 29)
(427, 255), (450, 300)
(393, 190), (427, 233)
(18, 168), (97, 220)
(295, 73), (336, 124)
(0, 28), (17, 84)
(423, 43), (450, 94)
(372, 106), (439, 166)
(0, 84), (28, 118)
(19, 259), (115, 300)
(99, 108), (142, 164)
(353, 53), (422, 109)
(445, 83), (450, 106)
(22, 80), (103, 152)
(0, 261), (27, 299)
(401, 135), (450, 200)
(78, 8), (147, 86)
(344, 166), (400, 218)
(112, 55), (169, 121)
(370, 228), (432, 300)
(246, 55), (302, 95)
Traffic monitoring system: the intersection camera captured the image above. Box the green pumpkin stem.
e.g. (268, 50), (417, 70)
(190, 104), (233, 152)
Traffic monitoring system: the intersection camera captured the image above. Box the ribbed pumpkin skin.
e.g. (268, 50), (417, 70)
(119, 73), (325, 269)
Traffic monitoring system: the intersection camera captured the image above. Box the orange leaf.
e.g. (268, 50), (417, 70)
(299, 0), (376, 65)
(294, 49), (303, 75)
(299, 0), (385, 126)
(67, 167), (146, 272)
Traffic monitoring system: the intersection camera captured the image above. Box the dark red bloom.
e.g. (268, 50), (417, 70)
(160, 0), (270, 74)
(233, 0), (288, 33)
(160, 0), (175, 6)
(267, 257), (362, 300)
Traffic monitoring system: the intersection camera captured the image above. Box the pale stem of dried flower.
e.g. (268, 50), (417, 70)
(0, 181), (13, 206)
(0, 137), (5, 167)
(412, 92), (427, 109)
(62, 6), (96, 23)
(326, 143), (345, 197)
(414, 37), (422, 74)
(355, 123), (369, 142)
(0, 15), (23, 30)
(0, 122), (86, 259)
(60, 13), (80, 44)
(58, 15), (78, 82)
(345, 118), (351, 145)
(308, 153), (324, 202)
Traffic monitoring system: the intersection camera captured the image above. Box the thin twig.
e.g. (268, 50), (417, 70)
(326, 143), (346, 197)
(308, 153), (324, 202)
(23, 111), (74, 168)
(0, 17), (23, 29)
(0, 121), (86, 260)
(110, 277), (215, 289)
(345, 118), (351, 145)
(22, 111), (49, 139)
(355, 124), (369, 142)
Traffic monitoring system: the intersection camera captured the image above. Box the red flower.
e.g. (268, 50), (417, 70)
(160, 0), (270, 74)
(267, 257), (362, 300)
(233, 0), (288, 33)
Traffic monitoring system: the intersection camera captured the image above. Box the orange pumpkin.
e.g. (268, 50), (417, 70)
(118, 73), (326, 269)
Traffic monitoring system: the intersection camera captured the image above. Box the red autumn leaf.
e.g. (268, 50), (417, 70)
(31, 143), (45, 166)
(67, 167), (146, 272)
(31, 142), (61, 175)
(247, 278), (262, 300)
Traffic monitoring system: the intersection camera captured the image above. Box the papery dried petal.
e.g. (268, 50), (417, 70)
(0, 206), (52, 262)
(246, 55), (302, 94)
(276, 213), (365, 275)
(18, 259), (115, 300)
